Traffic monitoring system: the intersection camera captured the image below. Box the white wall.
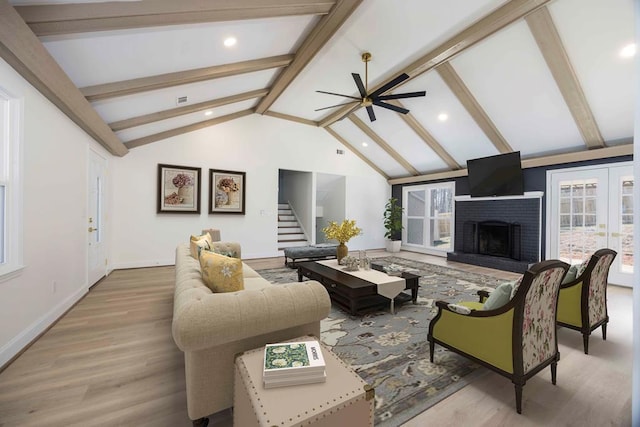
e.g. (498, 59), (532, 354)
(111, 114), (390, 268)
(0, 58), (114, 366)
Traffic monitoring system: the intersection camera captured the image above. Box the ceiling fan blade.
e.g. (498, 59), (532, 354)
(377, 91), (426, 101)
(316, 90), (362, 100)
(373, 100), (410, 114)
(314, 100), (359, 111)
(366, 106), (376, 122)
(352, 73), (367, 98)
(369, 73), (410, 98)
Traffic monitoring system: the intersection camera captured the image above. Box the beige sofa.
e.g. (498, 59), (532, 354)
(172, 242), (331, 423)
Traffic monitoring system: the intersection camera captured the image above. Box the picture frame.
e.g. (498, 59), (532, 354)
(157, 164), (201, 214)
(209, 169), (246, 214)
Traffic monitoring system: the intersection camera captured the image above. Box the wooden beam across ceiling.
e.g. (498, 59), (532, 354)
(348, 115), (420, 176)
(255, 0), (362, 114)
(0, 0), (127, 156)
(263, 111), (318, 126)
(525, 6), (605, 149)
(16, 0), (336, 36)
(124, 109), (253, 149)
(324, 127), (389, 179)
(109, 88), (268, 131)
(390, 100), (461, 170)
(81, 55), (293, 101)
(388, 144), (633, 185)
(319, 0), (552, 127)
(436, 62), (513, 154)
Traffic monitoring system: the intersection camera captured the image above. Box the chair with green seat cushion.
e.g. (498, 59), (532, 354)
(428, 259), (569, 414)
(557, 248), (617, 354)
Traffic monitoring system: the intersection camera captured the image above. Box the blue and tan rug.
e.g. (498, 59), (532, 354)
(258, 257), (508, 427)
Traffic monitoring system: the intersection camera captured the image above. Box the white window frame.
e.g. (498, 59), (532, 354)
(402, 181), (456, 256)
(0, 86), (24, 282)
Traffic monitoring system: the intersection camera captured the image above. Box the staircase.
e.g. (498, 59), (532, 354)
(278, 203), (308, 250)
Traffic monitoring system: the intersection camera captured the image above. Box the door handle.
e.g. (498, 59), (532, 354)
(611, 232), (621, 238)
(595, 232), (606, 237)
(88, 227), (98, 232)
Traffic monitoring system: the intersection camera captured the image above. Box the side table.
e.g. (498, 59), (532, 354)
(234, 336), (374, 426)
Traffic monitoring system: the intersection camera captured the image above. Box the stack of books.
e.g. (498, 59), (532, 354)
(263, 340), (326, 389)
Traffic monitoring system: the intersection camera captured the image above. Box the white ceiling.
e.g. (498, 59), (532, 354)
(5, 0), (636, 180)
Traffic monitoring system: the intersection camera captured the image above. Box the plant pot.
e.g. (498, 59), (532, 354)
(385, 240), (401, 253)
(336, 243), (349, 263)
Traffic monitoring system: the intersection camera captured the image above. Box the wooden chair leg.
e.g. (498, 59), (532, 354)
(551, 361), (557, 385)
(514, 383), (523, 414)
(429, 339), (435, 363)
(602, 323), (607, 341)
(192, 417), (209, 427)
(583, 334), (589, 354)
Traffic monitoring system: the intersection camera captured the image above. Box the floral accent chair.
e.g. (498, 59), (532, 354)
(557, 248), (617, 354)
(427, 260), (569, 414)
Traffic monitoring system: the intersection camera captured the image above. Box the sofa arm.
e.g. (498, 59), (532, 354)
(172, 280), (331, 352)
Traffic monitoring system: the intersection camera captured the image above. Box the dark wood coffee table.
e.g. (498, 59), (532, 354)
(297, 261), (420, 315)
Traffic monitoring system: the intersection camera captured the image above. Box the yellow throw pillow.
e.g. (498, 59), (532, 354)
(200, 250), (244, 293)
(189, 232), (212, 259)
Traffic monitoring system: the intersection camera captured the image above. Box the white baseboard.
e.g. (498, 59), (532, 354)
(0, 286), (87, 368)
(111, 259), (175, 270)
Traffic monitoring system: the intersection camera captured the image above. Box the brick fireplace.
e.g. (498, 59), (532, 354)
(448, 192), (542, 273)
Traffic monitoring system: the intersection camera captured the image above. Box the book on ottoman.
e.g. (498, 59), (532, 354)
(263, 340), (326, 388)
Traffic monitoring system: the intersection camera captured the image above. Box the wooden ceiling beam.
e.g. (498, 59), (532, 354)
(81, 55), (293, 101)
(348, 115), (420, 176)
(124, 109), (253, 149)
(0, 1), (127, 156)
(110, 88), (268, 131)
(390, 100), (461, 170)
(263, 111), (318, 126)
(255, 0), (362, 114)
(16, 0), (335, 36)
(526, 6), (605, 149)
(325, 127), (389, 179)
(388, 144), (633, 185)
(437, 62), (513, 154)
(319, 0), (552, 127)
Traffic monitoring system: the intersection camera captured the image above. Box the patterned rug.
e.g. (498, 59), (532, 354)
(258, 257), (509, 427)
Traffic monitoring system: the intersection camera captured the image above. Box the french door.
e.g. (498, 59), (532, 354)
(402, 182), (455, 254)
(547, 163), (633, 286)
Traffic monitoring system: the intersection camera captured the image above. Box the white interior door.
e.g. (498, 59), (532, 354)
(88, 150), (107, 286)
(548, 163), (633, 286)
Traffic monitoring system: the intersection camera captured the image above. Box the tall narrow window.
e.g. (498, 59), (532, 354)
(0, 86), (23, 281)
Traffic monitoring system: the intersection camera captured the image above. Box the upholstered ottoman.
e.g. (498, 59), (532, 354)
(283, 244), (338, 267)
(234, 336), (374, 427)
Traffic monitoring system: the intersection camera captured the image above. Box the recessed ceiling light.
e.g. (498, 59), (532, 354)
(362, 142), (368, 147)
(438, 113), (448, 121)
(224, 37), (237, 47)
(204, 110), (213, 116)
(620, 43), (636, 58)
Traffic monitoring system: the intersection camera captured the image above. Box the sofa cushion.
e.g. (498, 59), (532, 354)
(200, 250), (244, 293)
(190, 232), (212, 259)
(483, 281), (514, 310)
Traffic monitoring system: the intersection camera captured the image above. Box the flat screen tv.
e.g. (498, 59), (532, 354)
(467, 152), (524, 197)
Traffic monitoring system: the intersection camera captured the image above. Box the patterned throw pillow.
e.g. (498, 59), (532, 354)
(189, 233), (212, 259)
(483, 281), (514, 310)
(199, 250), (244, 293)
(212, 249), (238, 258)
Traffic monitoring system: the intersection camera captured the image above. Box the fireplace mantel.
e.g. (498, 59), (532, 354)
(455, 191), (543, 202)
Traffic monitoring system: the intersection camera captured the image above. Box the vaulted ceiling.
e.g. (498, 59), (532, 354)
(0, 0), (635, 183)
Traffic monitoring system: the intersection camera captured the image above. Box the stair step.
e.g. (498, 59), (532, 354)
(278, 221), (298, 227)
(278, 228), (302, 234)
(277, 204), (290, 209)
(278, 233), (306, 241)
(278, 215), (295, 221)
(278, 209), (292, 215)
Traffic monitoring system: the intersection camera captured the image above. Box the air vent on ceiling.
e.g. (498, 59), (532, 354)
(176, 96), (188, 105)
(336, 149), (345, 155)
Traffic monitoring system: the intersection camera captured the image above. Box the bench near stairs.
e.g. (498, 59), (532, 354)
(283, 244), (338, 268)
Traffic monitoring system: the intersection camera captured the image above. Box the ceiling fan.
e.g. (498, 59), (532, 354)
(315, 52), (426, 122)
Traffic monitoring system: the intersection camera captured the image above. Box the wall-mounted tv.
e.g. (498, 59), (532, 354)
(467, 152), (524, 197)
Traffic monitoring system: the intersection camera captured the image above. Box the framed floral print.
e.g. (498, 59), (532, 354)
(209, 169), (246, 214)
(157, 164), (201, 214)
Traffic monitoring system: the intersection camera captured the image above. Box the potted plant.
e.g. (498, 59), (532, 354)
(383, 197), (403, 252)
(322, 219), (362, 263)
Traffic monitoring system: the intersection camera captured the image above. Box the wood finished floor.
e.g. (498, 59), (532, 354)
(0, 250), (632, 426)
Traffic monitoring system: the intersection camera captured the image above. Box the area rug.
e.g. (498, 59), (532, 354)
(258, 257), (509, 427)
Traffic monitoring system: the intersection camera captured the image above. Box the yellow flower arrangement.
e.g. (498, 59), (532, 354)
(322, 219), (362, 244)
